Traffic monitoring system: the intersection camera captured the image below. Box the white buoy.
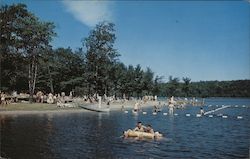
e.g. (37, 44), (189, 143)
(235, 105), (238, 107)
(237, 116), (243, 119)
(186, 114), (190, 117)
(242, 105), (246, 107)
(174, 113), (178, 116)
(222, 115), (228, 118)
(209, 105), (212, 107)
(163, 113), (168, 115)
(196, 114), (201, 117)
(124, 111), (128, 113)
(142, 112), (147, 115)
(208, 115), (213, 118)
(217, 113), (223, 117)
(152, 112), (157, 115)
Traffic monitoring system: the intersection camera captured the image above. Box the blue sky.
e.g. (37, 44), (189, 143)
(3, 0), (250, 81)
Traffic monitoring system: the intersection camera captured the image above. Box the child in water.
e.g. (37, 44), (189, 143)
(200, 107), (205, 115)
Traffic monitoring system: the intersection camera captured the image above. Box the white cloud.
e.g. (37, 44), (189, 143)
(62, 0), (113, 27)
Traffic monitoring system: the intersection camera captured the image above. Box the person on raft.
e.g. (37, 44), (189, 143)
(145, 124), (154, 134)
(133, 121), (146, 132)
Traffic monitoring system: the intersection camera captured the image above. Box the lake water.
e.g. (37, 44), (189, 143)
(0, 98), (250, 159)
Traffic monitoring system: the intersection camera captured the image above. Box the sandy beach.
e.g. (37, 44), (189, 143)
(0, 100), (166, 115)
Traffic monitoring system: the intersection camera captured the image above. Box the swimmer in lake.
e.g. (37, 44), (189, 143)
(200, 107), (205, 115)
(134, 101), (139, 112)
(133, 121), (146, 132)
(145, 124), (154, 134)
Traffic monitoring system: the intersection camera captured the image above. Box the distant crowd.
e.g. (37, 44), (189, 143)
(0, 90), (74, 106)
(0, 89), (160, 107)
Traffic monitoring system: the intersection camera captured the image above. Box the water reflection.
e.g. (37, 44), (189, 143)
(83, 112), (116, 158)
(0, 114), (55, 159)
(0, 98), (249, 159)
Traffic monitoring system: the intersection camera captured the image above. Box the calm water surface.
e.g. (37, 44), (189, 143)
(0, 98), (250, 159)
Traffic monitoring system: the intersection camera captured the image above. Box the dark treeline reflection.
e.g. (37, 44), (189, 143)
(0, 113), (121, 159)
(0, 114), (55, 159)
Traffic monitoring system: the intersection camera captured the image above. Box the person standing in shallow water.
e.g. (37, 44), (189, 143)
(134, 101), (139, 112)
(200, 107), (205, 115)
(168, 96), (175, 114)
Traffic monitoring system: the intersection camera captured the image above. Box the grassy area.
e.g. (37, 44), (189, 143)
(0, 103), (80, 111)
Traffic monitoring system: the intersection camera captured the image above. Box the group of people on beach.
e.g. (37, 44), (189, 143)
(0, 92), (8, 106)
(133, 121), (154, 134)
(36, 91), (74, 104)
(0, 91), (16, 106)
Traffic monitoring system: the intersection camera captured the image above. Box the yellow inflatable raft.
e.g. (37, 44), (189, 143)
(124, 129), (163, 139)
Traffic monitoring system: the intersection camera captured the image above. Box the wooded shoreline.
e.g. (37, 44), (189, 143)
(1, 4), (249, 101)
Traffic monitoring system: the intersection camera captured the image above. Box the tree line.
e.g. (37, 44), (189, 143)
(159, 77), (250, 97)
(1, 3), (249, 101)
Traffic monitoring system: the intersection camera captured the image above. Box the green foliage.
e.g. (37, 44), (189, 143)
(83, 21), (119, 96)
(35, 47), (85, 94)
(157, 79), (250, 97)
(0, 3), (56, 97)
(152, 75), (164, 96)
(182, 77), (191, 97)
(1, 3), (249, 98)
(166, 76), (180, 96)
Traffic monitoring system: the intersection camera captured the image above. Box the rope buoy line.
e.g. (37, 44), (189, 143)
(123, 104), (248, 119)
(204, 105), (230, 115)
(196, 114), (202, 117)
(123, 110), (244, 119)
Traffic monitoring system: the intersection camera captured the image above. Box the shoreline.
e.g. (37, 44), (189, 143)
(0, 100), (164, 115)
(0, 109), (89, 115)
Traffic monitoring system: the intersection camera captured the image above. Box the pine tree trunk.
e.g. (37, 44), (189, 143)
(28, 63), (32, 103)
(32, 63), (37, 95)
(47, 65), (54, 93)
(30, 57), (35, 103)
(29, 55), (36, 103)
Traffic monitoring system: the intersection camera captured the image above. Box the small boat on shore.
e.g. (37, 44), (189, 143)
(79, 104), (110, 112)
(78, 96), (110, 112)
(123, 129), (163, 139)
